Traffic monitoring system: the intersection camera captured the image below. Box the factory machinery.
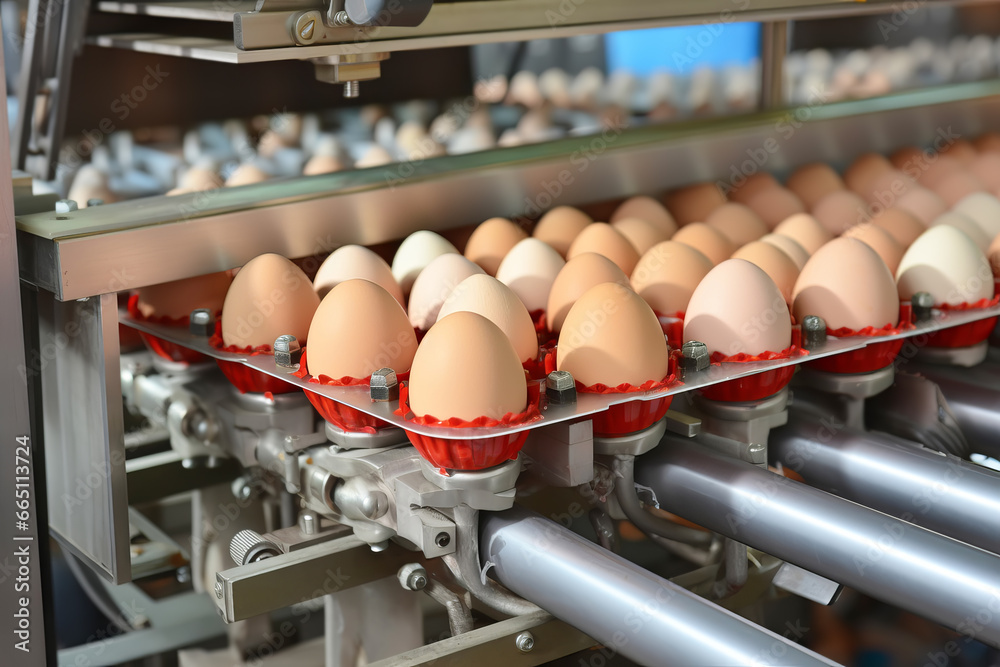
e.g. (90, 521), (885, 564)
(7, 1), (1000, 666)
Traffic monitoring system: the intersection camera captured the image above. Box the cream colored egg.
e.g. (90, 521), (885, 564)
(464, 217), (528, 276)
(314, 245), (403, 304)
(391, 231), (459, 296)
(609, 196), (678, 237)
(136, 271), (232, 320)
(68, 165), (118, 206)
(731, 240), (800, 305)
(437, 274), (538, 363)
(792, 238), (899, 331)
(759, 234), (810, 269)
(932, 172), (987, 207)
(930, 211), (991, 253)
(631, 241), (714, 316)
(671, 222), (734, 265)
(221, 254), (320, 348)
(684, 259), (791, 357)
(495, 238), (565, 313)
(303, 155), (347, 175)
(306, 279), (417, 379)
(773, 213), (832, 255)
(705, 203), (769, 247)
(896, 226), (993, 306)
(567, 223), (641, 274)
(180, 167), (222, 191)
(355, 145), (395, 168)
(842, 224), (904, 274)
(547, 252), (629, 333)
(225, 164), (270, 187)
(407, 254), (485, 330)
(408, 311), (526, 421)
(533, 206), (592, 257)
(953, 192), (1000, 240)
(557, 283), (669, 387)
(611, 217), (668, 256)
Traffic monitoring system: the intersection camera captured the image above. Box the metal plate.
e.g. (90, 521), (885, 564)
(96, 1), (255, 21)
(119, 306), (1000, 439)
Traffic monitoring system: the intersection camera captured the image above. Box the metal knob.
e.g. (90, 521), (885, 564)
(229, 529), (281, 566)
(801, 315), (827, 350)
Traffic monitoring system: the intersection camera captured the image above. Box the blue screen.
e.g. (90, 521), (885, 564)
(605, 23), (761, 76)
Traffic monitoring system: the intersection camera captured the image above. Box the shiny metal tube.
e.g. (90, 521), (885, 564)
(635, 438), (1000, 648)
(480, 507), (839, 667)
(914, 368), (1000, 460)
(770, 413), (1000, 555)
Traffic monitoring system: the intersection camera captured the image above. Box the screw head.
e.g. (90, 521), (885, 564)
(370, 368), (399, 402)
(679, 341), (710, 374)
(274, 335), (302, 369)
(293, 10), (321, 44)
(434, 532), (450, 548)
(408, 573), (427, 590)
(515, 631), (535, 653)
(801, 315), (828, 350)
(214, 581), (223, 599)
(189, 308), (215, 336)
(397, 563), (428, 591)
(911, 292), (935, 322)
(546, 370), (577, 404)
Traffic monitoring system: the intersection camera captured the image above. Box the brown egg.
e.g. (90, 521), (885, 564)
(773, 213), (831, 255)
(136, 271), (232, 320)
(437, 274), (538, 363)
(407, 254), (485, 330)
(355, 145), (394, 168)
(611, 217), (668, 256)
(870, 208), (925, 248)
(221, 254), (320, 348)
(408, 312), (526, 421)
(495, 238), (565, 313)
(975, 132), (1000, 155)
(786, 163), (845, 209)
(566, 223), (641, 275)
(890, 146), (928, 172)
(760, 234), (810, 269)
(932, 172), (987, 207)
(303, 155), (346, 175)
(793, 238), (899, 331)
(631, 241), (714, 316)
(684, 259), (791, 357)
(731, 241), (800, 305)
(728, 172), (780, 204)
(842, 224), (904, 274)
(844, 153), (895, 195)
(893, 187), (948, 226)
(609, 196), (678, 237)
(742, 188), (806, 230)
(930, 211), (991, 253)
(306, 279), (417, 379)
(672, 222), (735, 265)
(533, 206), (593, 257)
(547, 253), (629, 333)
(313, 245), (403, 304)
(811, 191), (868, 235)
(950, 139), (978, 166)
(916, 155), (964, 188)
(705, 203), (768, 247)
(860, 170), (917, 209)
(663, 182), (727, 227)
(180, 167), (222, 191)
(464, 217), (528, 276)
(557, 283), (669, 387)
(969, 154), (1000, 192)
(225, 164), (270, 187)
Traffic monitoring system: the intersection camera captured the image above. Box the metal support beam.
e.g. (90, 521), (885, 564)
(759, 21), (788, 110)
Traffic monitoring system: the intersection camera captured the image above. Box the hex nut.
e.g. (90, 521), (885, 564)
(546, 370), (577, 404)
(911, 292), (935, 323)
(800, 315), (828, 350)
(189, 309), (215, 336)
(370, 368), (399, 402)
(274, 335), (302, 369)
(397, 563), (427, 591)
(679, 341), (710, 374)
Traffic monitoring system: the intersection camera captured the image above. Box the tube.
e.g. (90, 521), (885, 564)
(480, 507), (839, 667)
(770, 413), (1000, 555)
(634, 437), (1000, 648)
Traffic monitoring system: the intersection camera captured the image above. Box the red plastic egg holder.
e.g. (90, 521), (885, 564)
(294, 350), (397, 433)
(806, 314), (912, 374)
(127, 293), (211, 364)
(699, 344), (806, 402)
(925, 296), (1000, 348)
(209, 325), (298, 395)
(654, 311), (685, 351)
(396, 381), (542, 472)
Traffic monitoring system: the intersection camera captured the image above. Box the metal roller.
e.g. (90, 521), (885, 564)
(769, 413), (1000, 555)
(634, 437), (1000, 648)
(909, 364), (1000, 460)
(479, 507), (839, 667)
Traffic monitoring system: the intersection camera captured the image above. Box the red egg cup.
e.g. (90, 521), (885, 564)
(295, 350), (396, 433)
(700, 346), (806, 402)
(126, 293), (212, 364)
(578, 374), (680, 437)
(396, 382), (542, 472)
(926, 296), (1000, 348)
(209, 326), (298, 395)
(806, 318), (911, 374)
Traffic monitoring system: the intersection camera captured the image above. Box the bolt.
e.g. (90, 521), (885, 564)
(397, 563), (428, 591)
(292, 10), (322, 45)
(800, 315), (827, 350)
(343, 81), (360, 99)
(679, 341), (710, 375)
(332, 10), (353, 26)
(190, 308), (215, 336)
(370, 368), (399, 402)
(546, 370), (577, 405)
(214, 581), (223, 599)
(360, 491), (389, 519)
(434, 532), (450, 548)
(299, 512), (317, 535)
(55, 199), (78, 214)
(515, 631), (535, 653)
(274, 335), (302, 370)
(911, 292), (935, 322)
